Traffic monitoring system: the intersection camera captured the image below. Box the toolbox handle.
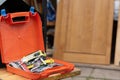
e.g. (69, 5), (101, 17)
(7, 12), (30, 24)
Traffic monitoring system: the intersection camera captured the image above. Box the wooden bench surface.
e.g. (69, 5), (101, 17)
(0, 68), (80, 80)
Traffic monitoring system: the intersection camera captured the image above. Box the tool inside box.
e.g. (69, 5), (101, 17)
(8, 50), (62, 73)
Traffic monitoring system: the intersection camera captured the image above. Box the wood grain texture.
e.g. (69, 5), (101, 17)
(115, 6), (120, 65)
(54, 0), (114, 64)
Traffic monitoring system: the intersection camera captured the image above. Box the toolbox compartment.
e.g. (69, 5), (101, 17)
(0, 12), (74, 80)
(7, 59), (74, 80)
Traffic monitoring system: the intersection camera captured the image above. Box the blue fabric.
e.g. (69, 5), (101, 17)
(47, 0), (56, 22)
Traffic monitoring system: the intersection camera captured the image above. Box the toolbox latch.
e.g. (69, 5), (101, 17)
(1, 9), (7, 17)
(30, 6), (35, 14)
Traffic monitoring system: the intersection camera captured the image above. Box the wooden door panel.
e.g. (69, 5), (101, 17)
(115, 5), (120, 65)
(63, 52), (106, 64)
(54, 0), (114, 64)
(66, 0), (110, 54)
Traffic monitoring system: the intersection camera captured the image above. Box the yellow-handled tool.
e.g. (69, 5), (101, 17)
(21, 50), (46, 63)
(27, 59), (54, 69)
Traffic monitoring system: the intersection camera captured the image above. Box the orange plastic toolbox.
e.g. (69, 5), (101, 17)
(0, 11), (74, 80)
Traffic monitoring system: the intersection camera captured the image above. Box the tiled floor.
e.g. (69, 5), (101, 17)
(62, 64), (120, 80)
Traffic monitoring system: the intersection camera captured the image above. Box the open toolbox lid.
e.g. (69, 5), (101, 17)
(0, 11), (45, 63)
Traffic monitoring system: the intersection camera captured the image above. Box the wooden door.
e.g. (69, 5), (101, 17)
(53, 0), (114, 64)
(115, 6), (120, 65)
